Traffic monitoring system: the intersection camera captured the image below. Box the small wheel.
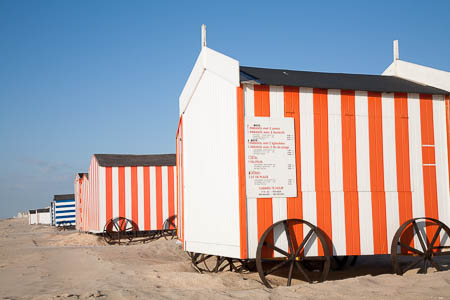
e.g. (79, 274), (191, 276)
(391, 217), (450, 275)
(256, 219), (331, 288)
(103, 217), (138, 245)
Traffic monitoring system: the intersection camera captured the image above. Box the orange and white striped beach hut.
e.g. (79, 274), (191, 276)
(74, 173), (88, 231)
(80, 154), (177, 233)
(177, 43), (450, 267)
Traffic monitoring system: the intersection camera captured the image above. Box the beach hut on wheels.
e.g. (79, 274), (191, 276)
(81, 154), (177, 243)
(74, 173), (89, 231)
(52, 194), (76, 228)
(177, 27), (450, 286)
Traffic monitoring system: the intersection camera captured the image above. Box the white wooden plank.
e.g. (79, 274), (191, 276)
(433, 97), (450, 247)
(355, 91), (374, 255)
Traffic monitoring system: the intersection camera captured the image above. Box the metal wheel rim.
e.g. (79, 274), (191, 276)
(391, 217), (450, 275)
(255, 218), (331, 288)
(103, 217), (138, 245)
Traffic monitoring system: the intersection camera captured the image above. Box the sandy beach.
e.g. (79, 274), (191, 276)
(0, 218), (449, 300)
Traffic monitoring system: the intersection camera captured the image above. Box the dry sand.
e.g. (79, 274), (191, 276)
(0, 218), (449, 299)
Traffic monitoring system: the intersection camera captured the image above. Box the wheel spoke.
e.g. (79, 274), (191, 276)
(264, 259), (291, 276)
(287, 260), (295, 286)
(283, 221), (294, 254)
(263, 242), (290, 257)
(294, 229), (314, 257)
(196, 255), (213, 264)
(260, 258), (284, 262)
(429, 257), (442, 272)
(429, 224), (442, 248)
(419, 259), (428, 274)
(413, 221), (427, 252)
(397, 242), (423, 255)
(113, 221), (120, 231)
(403, 257), (423, 273)
(294, 261), (312, 283)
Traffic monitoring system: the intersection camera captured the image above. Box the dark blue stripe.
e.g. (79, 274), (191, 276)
(56, 204), (75, 208)
(55, 209), (76, 214)
(55, 199), (74, 203)
(55, 215), (75, 219)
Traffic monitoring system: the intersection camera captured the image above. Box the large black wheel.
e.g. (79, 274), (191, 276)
(391, 217), (450, 275)
(103, 217), (138, 245)
(256, 219), (331, 288)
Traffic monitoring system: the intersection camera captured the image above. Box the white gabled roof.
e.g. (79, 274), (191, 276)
(383, 59), (450, 92)
(179, 47), (240, 115)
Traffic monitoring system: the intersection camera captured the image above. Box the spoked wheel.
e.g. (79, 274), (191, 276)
(190, 253), (216, 273)
(391, 217), (450, 275)
(103, 217), (138, 245)
(162, 215), (177, 240)
(189, 252), (250, 273)
(256, 219), (331, 288)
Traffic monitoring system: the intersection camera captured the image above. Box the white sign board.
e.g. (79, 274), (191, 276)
(245, 117), (297, 198)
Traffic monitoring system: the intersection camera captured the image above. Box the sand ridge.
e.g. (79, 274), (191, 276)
(0, 218), (449, 299)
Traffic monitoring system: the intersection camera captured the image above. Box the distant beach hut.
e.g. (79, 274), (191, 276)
(53, 194), (76, 227)
(80, 154), (177, 240)
(36, 208), (51, 225)
(74, 173), (88, 231)
(28, 210), (37, 225)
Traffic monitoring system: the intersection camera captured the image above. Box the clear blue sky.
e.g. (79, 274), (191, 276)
(1, 0), (449, 219)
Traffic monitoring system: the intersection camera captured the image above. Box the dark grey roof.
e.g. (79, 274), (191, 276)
(53, 194), (75, 201)
(77, 172), (88, 178)
(36, 208), (50, 213)
(240, 66), (449, 95)
(29, 210), (36, 214)
(94, 154), (176, 167)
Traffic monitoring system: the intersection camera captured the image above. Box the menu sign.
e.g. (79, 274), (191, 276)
(245, 117), (297, 198)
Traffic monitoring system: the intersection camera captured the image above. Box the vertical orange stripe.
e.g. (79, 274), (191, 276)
(105, 167), (113, 224)
(131, 166), (138, 226)
(237, 85), (248, 259)
(284, 86), (303, 249)
(118, 167), (125, 218)
(143, 166), (150, 230)
(254, 85), (273, 258)
(419, 94), (439, 243)
(341, 90), (361, 255)
(394, 93), (414, 252)
(168, 166), (175, 228)
(368, 92), (388, 254)
(313, 88), (332, 256)
(155, 166), (163, 230)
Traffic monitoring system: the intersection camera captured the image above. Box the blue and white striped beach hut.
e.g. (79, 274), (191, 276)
(53, 194), (76, 226)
